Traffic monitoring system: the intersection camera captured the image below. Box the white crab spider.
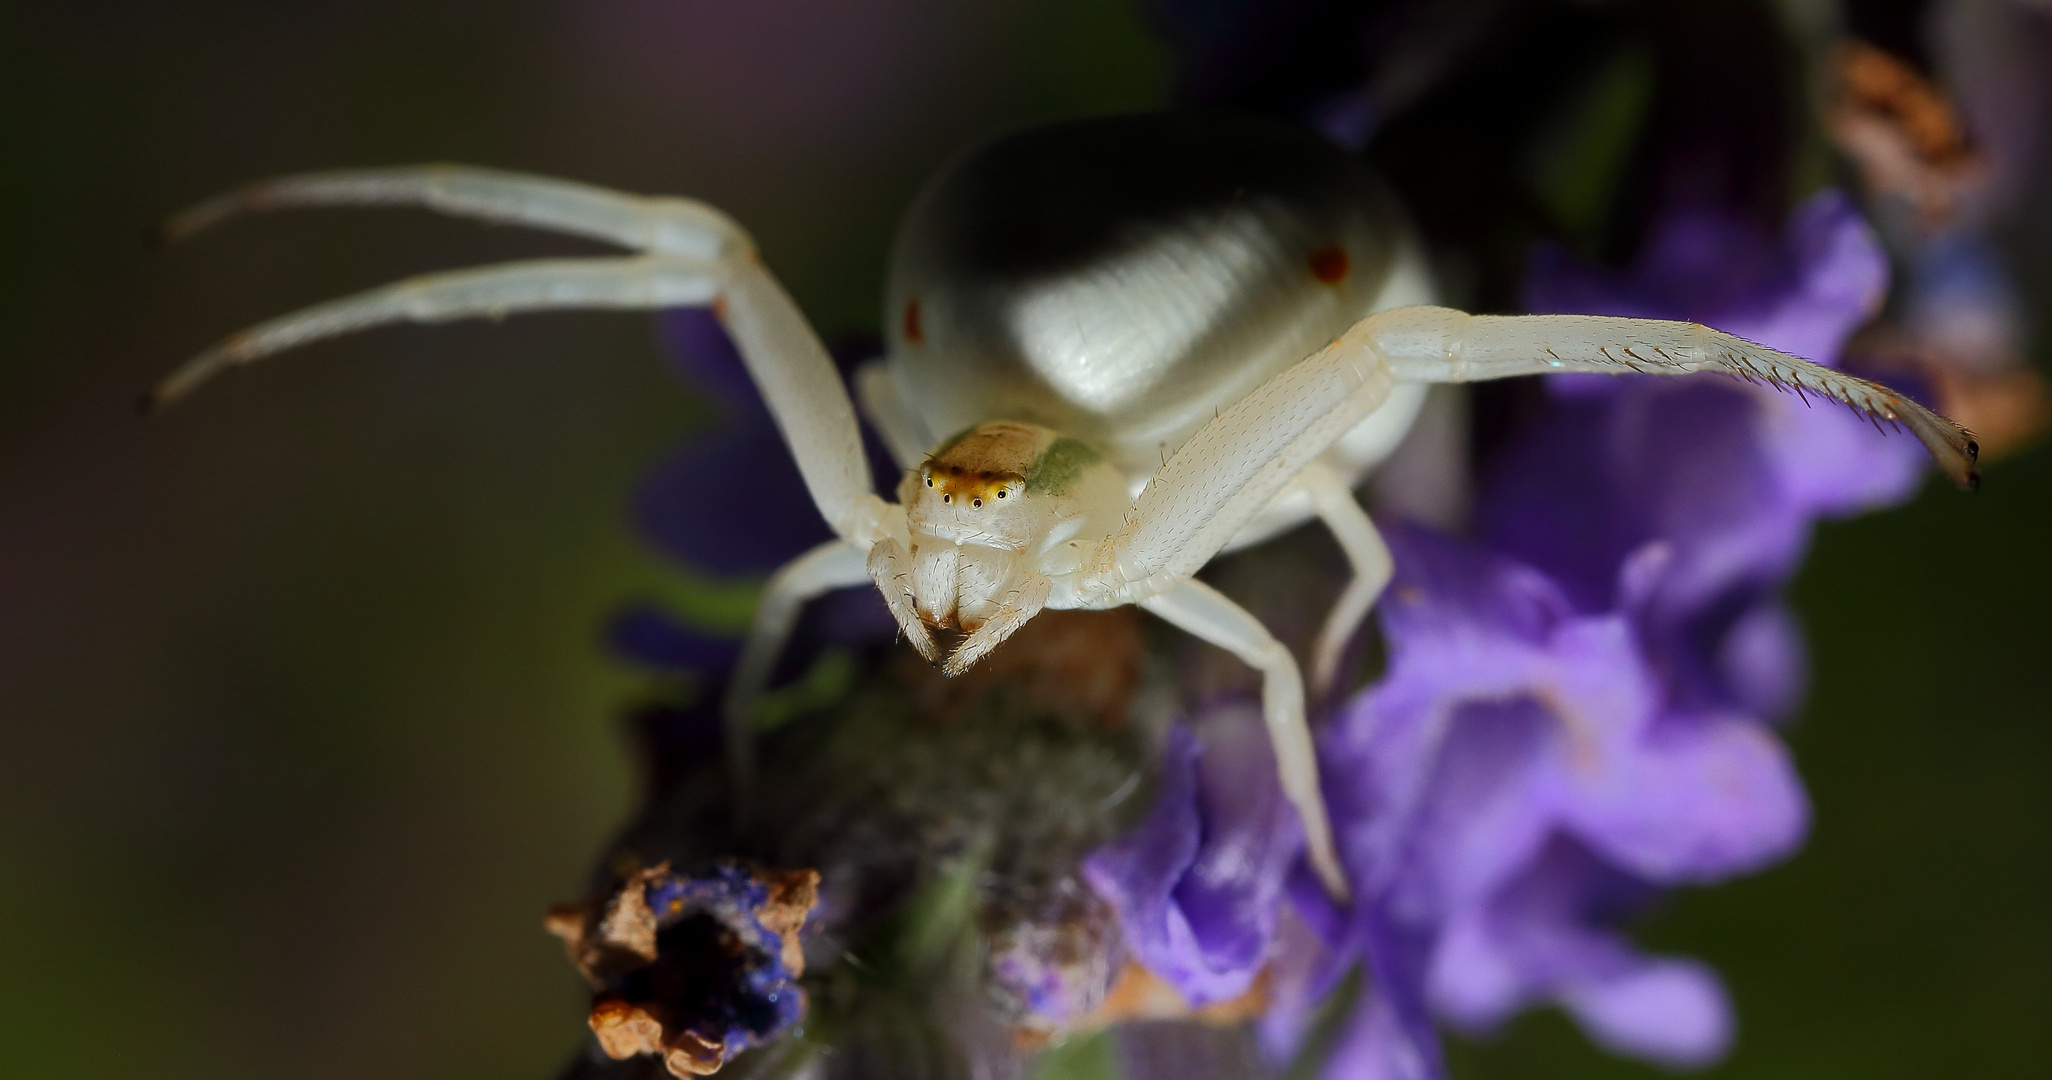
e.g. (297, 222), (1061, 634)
(154, 113), (1976, 899)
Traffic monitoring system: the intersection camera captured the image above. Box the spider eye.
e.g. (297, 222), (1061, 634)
(995, 490), (1006, 499)
(972, 498), (983, 508)
(942, 494), (951, 503)
(925, 476), (934, 487)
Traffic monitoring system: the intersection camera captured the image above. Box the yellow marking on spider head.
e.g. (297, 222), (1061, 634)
(922, 421), (1104, 502)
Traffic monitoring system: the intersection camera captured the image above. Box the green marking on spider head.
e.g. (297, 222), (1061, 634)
(1024, 437), (1100, 495)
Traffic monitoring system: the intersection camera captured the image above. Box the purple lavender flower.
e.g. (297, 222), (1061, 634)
(1334, 911), (1446, 1080)
(1490, 189), (1924, 719)
(1076, 699), (1450, 1079)
(1083, 703), (1303, 1008)
(1317, 527), (1807, 1071)
(1280, 193), (1905, 1064)
(1428, 838), (1731, 1067)
(1524, 190), (1890, 372)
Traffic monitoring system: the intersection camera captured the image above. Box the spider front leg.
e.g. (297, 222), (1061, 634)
(1364, 306), (1980, 486)
(1076, 328), (1403, 902)
(147, 255), (721, 406)
(162, 164), (743, 259)
(157, 167), (900, 794)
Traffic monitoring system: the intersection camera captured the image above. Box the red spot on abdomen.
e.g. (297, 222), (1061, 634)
(902, 297), (924, 344)
(1309, 245), (1349, 285)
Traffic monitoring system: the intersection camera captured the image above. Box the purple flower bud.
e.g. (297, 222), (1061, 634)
(1084, 706), (1303, 1008)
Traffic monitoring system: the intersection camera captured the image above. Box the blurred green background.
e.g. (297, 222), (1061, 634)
(0, 3), (2042, 1080)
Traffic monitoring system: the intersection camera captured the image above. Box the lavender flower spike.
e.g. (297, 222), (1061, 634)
(1524, 189), (1929, 512)
(1491, 190), (1931, 718)
(1430, 839), (1734, 1067)
(1319, 528), (1807, 1070)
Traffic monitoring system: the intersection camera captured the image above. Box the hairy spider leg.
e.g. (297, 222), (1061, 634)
(160, 169), (910, 797)
(161, 164), (893, 536)
(1058, 355), (1398, 904)
(1367, 307), (1980, 487)
(1086, 333), (1399, 602)
(162, 165), (736, 258)
(713, 257), (889, 543)
(154, 236), (891, 547)
(148, 256), (718, 405)
(1091, 305), (1976, 603)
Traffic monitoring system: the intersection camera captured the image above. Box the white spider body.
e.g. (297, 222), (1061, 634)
(856, 116), (1437, 675)
(870, 115), (1433, 503)
(155, 113), (1977, 899)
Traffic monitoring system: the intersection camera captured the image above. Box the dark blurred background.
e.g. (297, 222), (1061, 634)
(0, 3), (2042, 1080)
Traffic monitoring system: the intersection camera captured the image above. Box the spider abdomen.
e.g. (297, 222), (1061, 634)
(884, 112), (1430, 474)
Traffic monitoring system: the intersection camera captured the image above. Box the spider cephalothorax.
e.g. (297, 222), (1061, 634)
(883, 421), (1126, 655)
